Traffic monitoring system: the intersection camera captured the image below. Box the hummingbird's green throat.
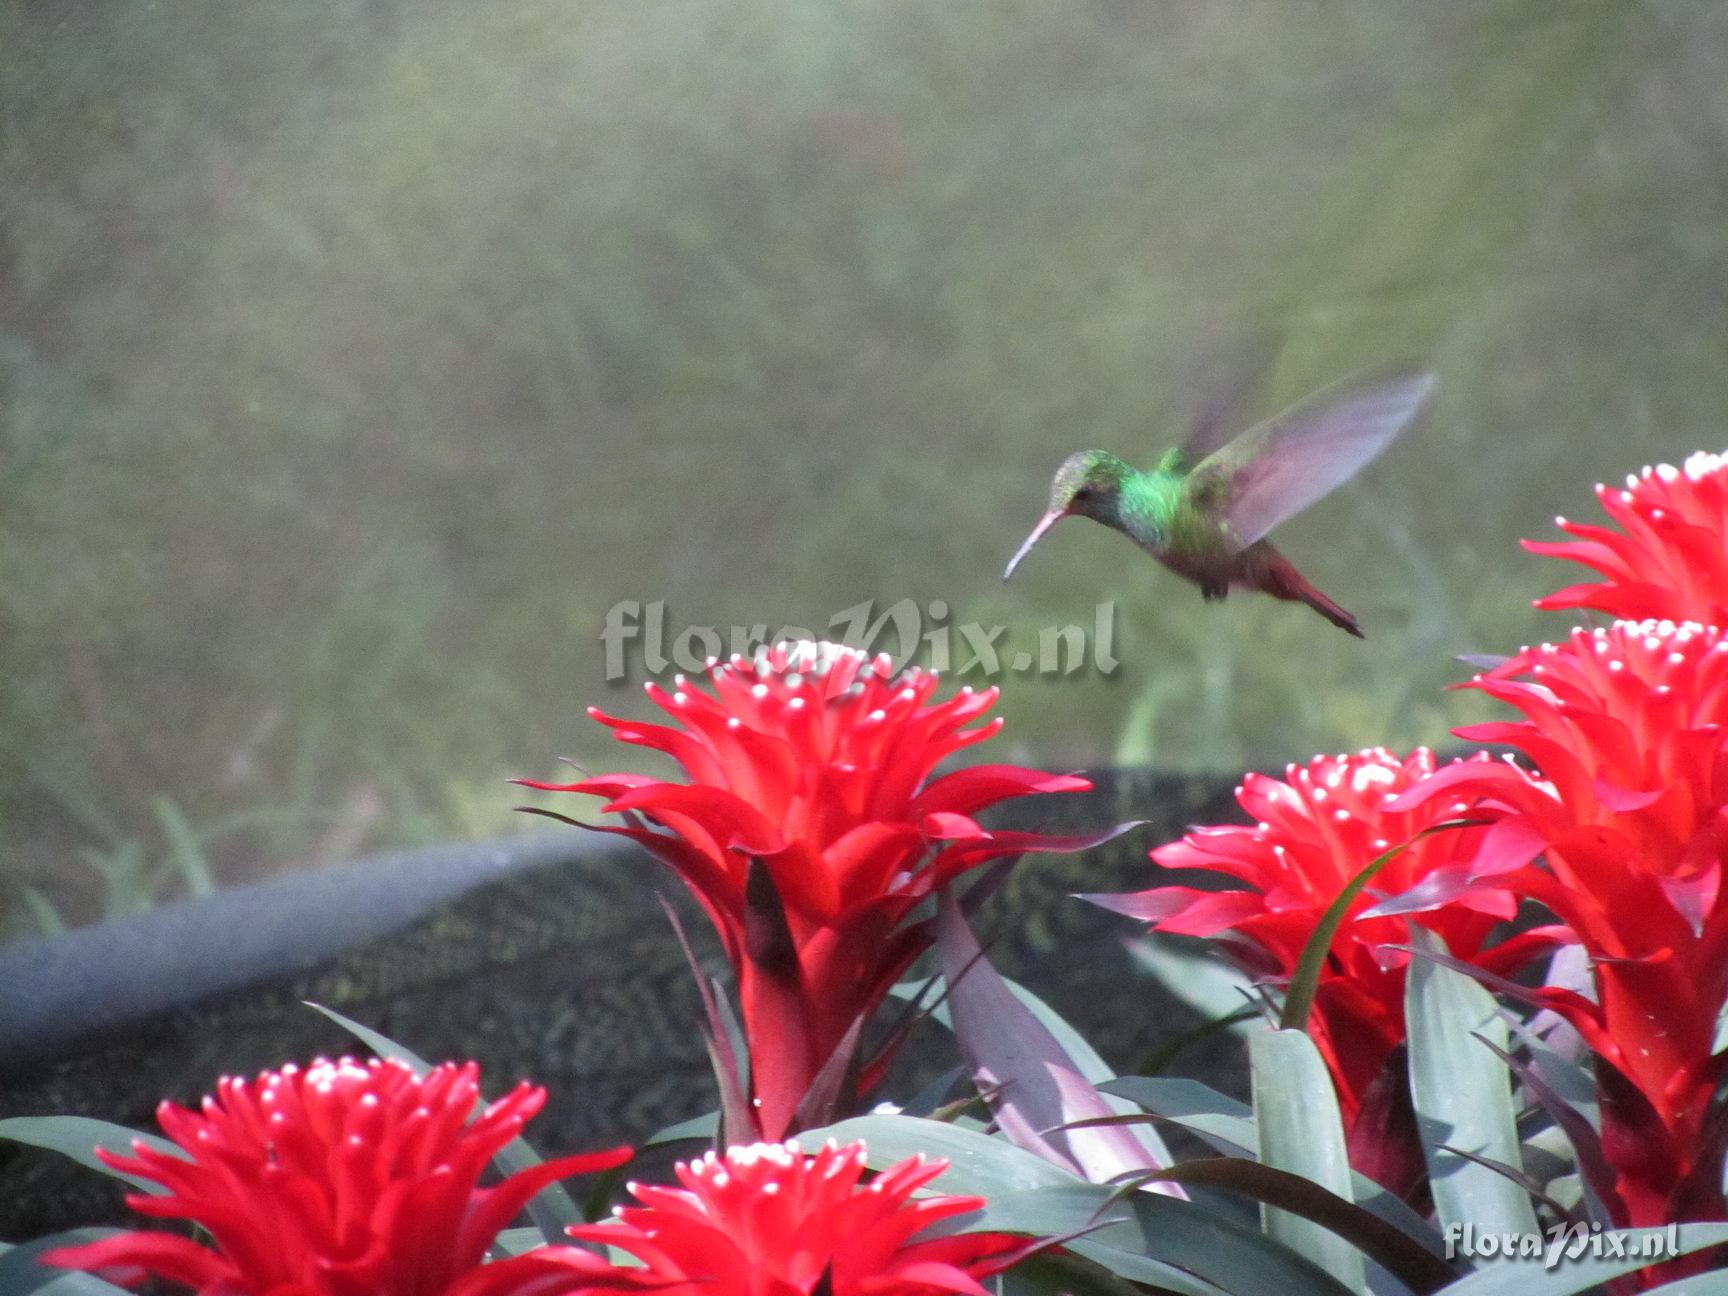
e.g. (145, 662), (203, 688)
(1002, 366), (1434, 638)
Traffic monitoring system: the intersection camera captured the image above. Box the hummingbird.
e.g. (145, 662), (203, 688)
(1002, 365), (1434, 638)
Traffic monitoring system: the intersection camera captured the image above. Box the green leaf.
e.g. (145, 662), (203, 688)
(799, 1123), (1356, 1296)
(1098, 1075), (1258, 1155)
(84, 841), (147, 917)
(1002, 1251), (1147, 1292)
(797, 1113), (1077, 1196)
(0, 1231), (130, 1296)
(306, 1000), (436, 1069)
(902, 1064), (965, 1118)
(20, 886), (66, 937)
(1250, 1028), (1366, 1295)
(1000, 1251), (1147, 1296)
(1098, 1076), (1251, 1120)
(492, 1227), (546, 1257)
(1506, 1018), (1598, 1133)
(1540, 1172), (1584, 1217)
(1101, 1075), (1446, 1256)
(1404, 930), (1539, 1240)
(641, 1111), (717, 1149)
(889, 974), (950, 1023)
(151, 796), (217, 896)
(1114, 1158), (1456, 1294)
(1433, 1225), (1728, 1295)
(1281, 819), (1483, 1032)
(983, 1183), (1361, 1296)
(305, 1001), (581, 1240)
(980, 1188), (1233, 1296)
(1125, 933), (1259, 1036)
(0, 1117), (180, 1195)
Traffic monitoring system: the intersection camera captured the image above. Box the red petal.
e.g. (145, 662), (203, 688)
(462, 1146), (633, 1259)
(911, 764), (1091, 818)
(826, 821), (925, 908)
(44, 1232), (233, 1290)
(1079, 886), (1262, 935)
(922, 811), (985, 840)
(603, 784), (786, 856)
(884, 1260), (995, 1294)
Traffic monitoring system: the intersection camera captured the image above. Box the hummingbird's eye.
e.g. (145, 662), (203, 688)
(1073, 486), (1093, 502)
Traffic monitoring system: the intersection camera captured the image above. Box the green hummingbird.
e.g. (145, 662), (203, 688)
(1002, 365), (1434, 637)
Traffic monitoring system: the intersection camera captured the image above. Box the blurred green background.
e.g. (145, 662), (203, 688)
(3, 0), (1723, 938)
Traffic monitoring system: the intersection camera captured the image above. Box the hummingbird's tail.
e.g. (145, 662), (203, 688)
(1258, 551), (1365, 638)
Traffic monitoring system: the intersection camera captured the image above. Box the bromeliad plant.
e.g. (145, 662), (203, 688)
(458, 1139), (1045, 1296)
(1525, 452), (1728, 625)
(1082, 746), (1567, 1197)
(32, 1054), (1038, 1296)
(1399, 621), (1728, 1233)
(515, 640), (1114, 1142)
(37, 1057), (641, 1296)
(16, 450), (1728, 1296)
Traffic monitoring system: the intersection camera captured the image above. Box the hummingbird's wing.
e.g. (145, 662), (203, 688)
(1176, 327), (1281, 463)
(1183, 365), (1434, 549)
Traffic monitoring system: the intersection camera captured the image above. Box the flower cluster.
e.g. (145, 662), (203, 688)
(43, 1058), (632, 1296)
(520, 640), (1098, 1139)
(1526, 453), (1728, 625)
(1406, 619), (1728, 1227)
(470, 1140), (1030, 1296)
(1084, 747), (1561, 1190)
(1481, 456), (1728, 1234)
(45, 1063), (1022, 1296)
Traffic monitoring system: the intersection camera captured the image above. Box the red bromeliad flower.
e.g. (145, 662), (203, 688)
(1083, 747), (1559, 1188)
(519, 641), (1101, 1140)
(1405, 619), (1728, 1229)
(463, 1139), (1034, 1296)
(43, 1058), (633, 1296)
(1526, 452), (1728, 624)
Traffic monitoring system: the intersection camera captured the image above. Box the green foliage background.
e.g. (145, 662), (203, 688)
(2, 0), (1722, 934)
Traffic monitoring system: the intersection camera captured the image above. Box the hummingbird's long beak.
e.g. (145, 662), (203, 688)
(1003, 510), (1063, 581)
